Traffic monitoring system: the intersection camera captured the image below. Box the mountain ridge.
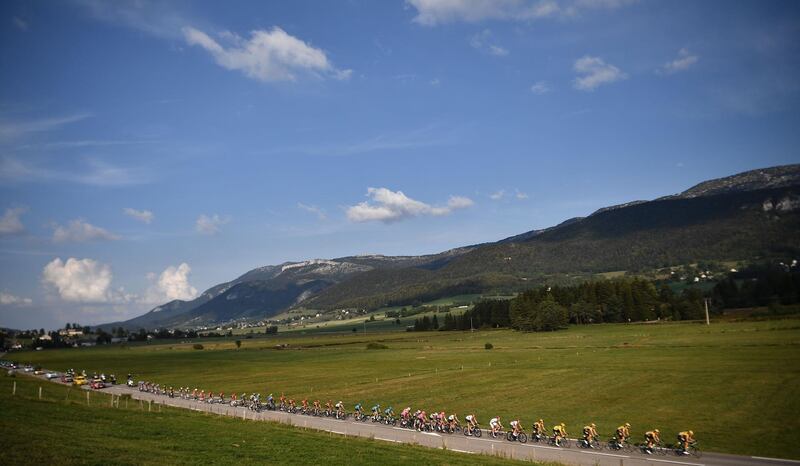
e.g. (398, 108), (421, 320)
(104, 164), (800, 330)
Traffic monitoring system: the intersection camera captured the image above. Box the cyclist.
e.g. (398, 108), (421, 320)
(384, 406), (395, 422)
(677, 430), (695, 455)
(615, 422), (631, 446)
(401, 406), (411, 424)
(532, 419), (546, 440)
(279, 393), (286, 410)
(325, 399), (332, 415)
(313, 399), (321, 415)
(583, 423), (598, 447)
(448, 412), (460, 432)
(489, 416), (503, 436)
(553, 423), (568, 446)
(335, 400), (345, 418)
(288, 398), (296, 412)
(644, 429), (661, 454)
(354, 402), (364, 419)
(465, 413), (478, 435)
(510, 419), (523, 439)
(371, 404), (381, 421)
(417, 410), (427, 431)
(267, 393), (275, 409)
(429, 411), (438, 430)
(301, 398), (309, 413)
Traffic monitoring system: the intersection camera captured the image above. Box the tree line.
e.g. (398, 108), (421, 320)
(412, 265), (800, 332)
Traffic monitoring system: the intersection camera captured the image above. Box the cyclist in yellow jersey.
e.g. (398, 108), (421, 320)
(644, 429), (661, 454)
(583, 423), (598, 447)
(553, 423), (568, 446)
(677, 430), (695, 454)
(533, 419), (546, 439)
(616, 423), (631, 443)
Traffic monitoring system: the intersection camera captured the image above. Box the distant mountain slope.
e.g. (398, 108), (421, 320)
(108, 164), (800, 329)
(668, 164), (800, 199)
(304, 168), (800, 310)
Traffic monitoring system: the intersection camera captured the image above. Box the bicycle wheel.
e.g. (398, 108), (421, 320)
(690, 445), (701, 458)
(473, 428), (482, 438)
(560, 438), (571, 448)
(518, 433), (528, 443)
(506, 432), (514, 442)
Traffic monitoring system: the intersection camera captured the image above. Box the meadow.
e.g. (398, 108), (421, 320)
(0, 375), (529, 465)
(14, 318), (800, 459)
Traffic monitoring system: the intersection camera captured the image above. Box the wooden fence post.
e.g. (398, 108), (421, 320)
(12, 381), (16, 395)
(39, 386), (42, 400)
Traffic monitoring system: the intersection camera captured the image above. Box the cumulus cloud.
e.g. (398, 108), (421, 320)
(123, 207), (154, 224)
(42, 257), (113, 302)
(572, 55), (627, 91)
(407, 0), (634, 25)
(297, 202), (327, 220)
(470, 29), (509, 56)
(0, 206), (26, 235)
(195, 213), (229, 235)
(346, 187), (473, 223)
(146, 263), (198, 302)
(53, 219), (119, 243)
(515, 189), (529, 199)
(490, 190), (506, 200)
(183, 26), (352, 82)
(530, 81), (551, 95)
(660, 48), (699, 74)
(0, 291), (32, 306)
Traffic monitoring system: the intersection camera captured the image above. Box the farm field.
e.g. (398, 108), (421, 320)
(14, 319), (800, 459)
(0, 375), (529, 466)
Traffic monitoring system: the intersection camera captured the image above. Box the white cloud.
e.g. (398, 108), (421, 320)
(530, 81), (551, 94)
(408, 0), (635, 25)
(0, 206), (26, 235)
(53, 219), (119, 243)
(490, 190), (506, 200)
(183, 26), (351, 82)
(346, 187), (473, 223)
(123, 207), (154, 224)
(470, 29), (509, 56)
(430, 78), (441, 86)
(297, 203), (327, 220)
(572, 55), (627, 91)
(0, 291), (32, 306)
(515, 189), (529, 199)
(409, 0), (561, 25)
(0, 114), (90, 142)
(146, 263), (198, 302)
(42, 257), (113, 302)
(660, 48), (699, 74)
(195, 213), (229, 235)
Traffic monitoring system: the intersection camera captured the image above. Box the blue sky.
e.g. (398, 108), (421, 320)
(1, 0), (798, 330)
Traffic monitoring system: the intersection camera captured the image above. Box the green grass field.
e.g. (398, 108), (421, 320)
(0, 375), (531, 465)
(13, 319), (800, 459)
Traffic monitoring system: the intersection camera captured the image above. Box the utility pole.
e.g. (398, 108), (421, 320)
(704, 299), (710, 326)
(470, 317), (474, 333)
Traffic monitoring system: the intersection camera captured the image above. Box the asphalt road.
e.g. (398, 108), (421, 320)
(16, 370), (800, 466)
